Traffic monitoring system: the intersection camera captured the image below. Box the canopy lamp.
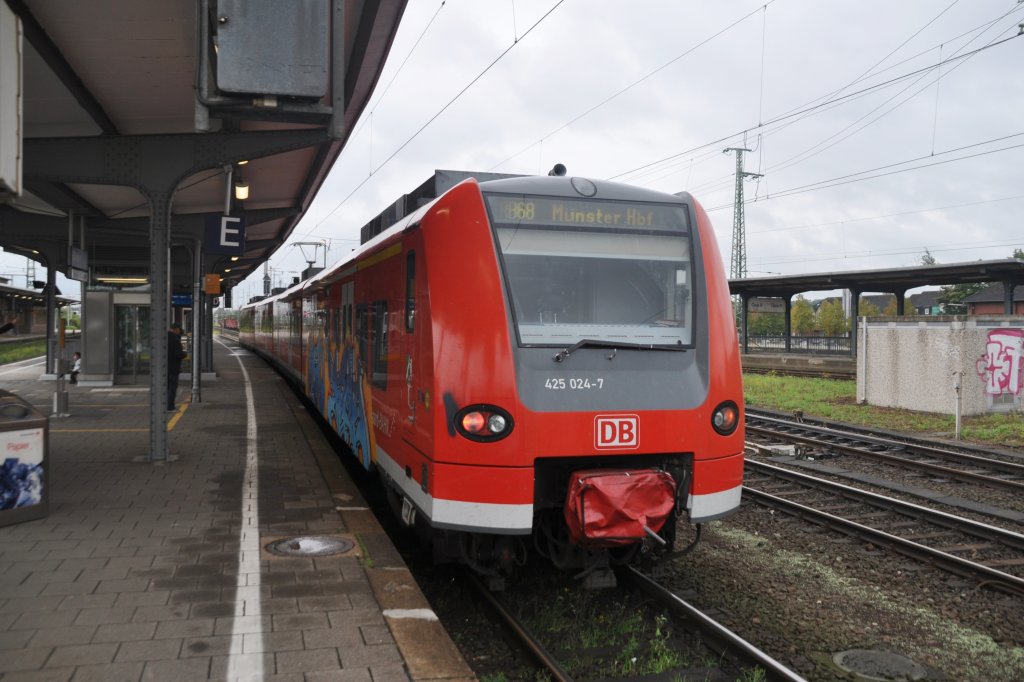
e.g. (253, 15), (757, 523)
(234, 175), (249, 201)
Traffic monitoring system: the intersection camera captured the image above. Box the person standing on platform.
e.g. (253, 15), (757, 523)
(70, 351), (81, 384)
(167, 324), (186, 410)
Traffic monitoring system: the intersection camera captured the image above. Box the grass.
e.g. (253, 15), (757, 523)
(0, 340), (47, 365)
(743, 373), (1024, 448)
(513, 585), (691, 678)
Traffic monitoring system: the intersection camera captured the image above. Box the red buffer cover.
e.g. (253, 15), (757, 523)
(564, 469), (677, 547)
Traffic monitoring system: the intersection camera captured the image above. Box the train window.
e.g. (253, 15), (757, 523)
(493, 216), (694, 348)
(405, 251), (416, 333)
(372, 301), (388, 389)
(342, 282), (355, 341)
(260, 306), (273, 334)
(356, 304), (368, 376)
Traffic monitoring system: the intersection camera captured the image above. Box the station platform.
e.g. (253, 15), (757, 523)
(741, 352), (856, 378)
(0, 339), (474, 682)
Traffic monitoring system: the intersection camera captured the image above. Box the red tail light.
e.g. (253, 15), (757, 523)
(461, 411), (486, 434)
(454, 404), (514, 442)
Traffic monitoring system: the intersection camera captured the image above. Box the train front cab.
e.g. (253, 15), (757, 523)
(406, 177), (744, 582)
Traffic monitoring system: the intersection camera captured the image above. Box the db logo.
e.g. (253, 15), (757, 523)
(595, 414), (639, 449)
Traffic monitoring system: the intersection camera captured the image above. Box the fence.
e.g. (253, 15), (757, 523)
(745, 335), (851, 354)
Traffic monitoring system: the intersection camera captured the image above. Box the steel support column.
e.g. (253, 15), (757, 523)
(1003, 281), (1016, 314)
(740, 294), (750, 354)
(783, 296), (792, 352)
(192, 239), (202, 405)
(45, 265), (57, 374)
(149, 190), (172, 462)
(849, 289), (861, 359)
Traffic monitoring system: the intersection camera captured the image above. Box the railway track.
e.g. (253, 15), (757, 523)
(468, 569), (807, 681)
(743, 458), (1024, 596)
(746, 410), (1024, 493)
(743, 365), (855, 379)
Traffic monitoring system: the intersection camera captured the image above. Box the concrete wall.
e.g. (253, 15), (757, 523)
(857, 316), (1024, 416)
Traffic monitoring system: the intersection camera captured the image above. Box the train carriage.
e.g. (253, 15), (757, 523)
(240, 169), (744, 587)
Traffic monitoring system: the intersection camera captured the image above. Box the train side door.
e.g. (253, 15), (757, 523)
(402, 250), (418, 433)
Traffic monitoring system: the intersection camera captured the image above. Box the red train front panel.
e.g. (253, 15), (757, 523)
(352, 177), (744, 541)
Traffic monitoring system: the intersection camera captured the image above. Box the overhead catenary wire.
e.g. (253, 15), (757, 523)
(611, 29), (1023, 188)
(488, 2), (777, 173)
(749, 192), (1024, 236)
(759, 12), (1020, 180)
(318, 4), (1016, 244)
(609, 3), (1023, 189)
(253, 3), (1022, 288)
(705, 131), (1024, 213)
(314, 1), (566, 230)
(351, 1), (449, 144)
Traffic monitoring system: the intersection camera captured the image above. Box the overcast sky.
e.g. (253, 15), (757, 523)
(5, 0), (1022, 302)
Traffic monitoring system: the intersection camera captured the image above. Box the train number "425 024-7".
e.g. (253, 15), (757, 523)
(544, 377), (604, 390)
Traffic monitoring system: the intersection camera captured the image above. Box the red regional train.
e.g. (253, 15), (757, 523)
(239, 168), (744, 588)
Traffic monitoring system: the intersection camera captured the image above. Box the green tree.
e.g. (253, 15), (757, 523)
(939, 247), (1021, 312)
(817, 299), (849, 336)
(938, 282), (987, 313)
(791, 296), (815, 335)
(858, 298), (883, 317)
(748, 312), (784, 335)
(883, 297), (912, 316)
(921, 249), (937, 265)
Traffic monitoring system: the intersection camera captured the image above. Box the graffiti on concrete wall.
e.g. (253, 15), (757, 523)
(976, 330), (1024, 396)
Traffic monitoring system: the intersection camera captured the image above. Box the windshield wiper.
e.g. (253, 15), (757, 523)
(552, 339), (686, 363)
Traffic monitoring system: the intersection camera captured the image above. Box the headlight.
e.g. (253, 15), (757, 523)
(488, 414), (507, 434)
(454, 404), (514, 442)
(711, 401), (740, 436)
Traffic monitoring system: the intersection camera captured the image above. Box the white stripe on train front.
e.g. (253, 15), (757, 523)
(375, 447), (533, 534)
(688, 485), (742, 522)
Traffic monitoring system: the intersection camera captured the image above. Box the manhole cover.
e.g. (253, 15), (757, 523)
(265, 536), (354, 557)
(833, 649), (930, 681)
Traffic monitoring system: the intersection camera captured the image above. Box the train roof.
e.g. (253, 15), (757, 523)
(478, 174), (691, 205)
(241, 169), (696, 310)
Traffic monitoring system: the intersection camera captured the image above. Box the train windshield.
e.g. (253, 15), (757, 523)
(486, 193), (694, 348)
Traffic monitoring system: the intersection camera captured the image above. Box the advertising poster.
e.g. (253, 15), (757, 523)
(0, 427), (45, 511)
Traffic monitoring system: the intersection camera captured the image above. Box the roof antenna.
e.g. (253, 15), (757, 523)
(548, 163), (566, 176)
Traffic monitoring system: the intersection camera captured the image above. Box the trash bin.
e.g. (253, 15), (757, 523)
(0, 390), (49, 527)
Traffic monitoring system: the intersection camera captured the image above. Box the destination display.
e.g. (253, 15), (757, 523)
(485, 194), (688, 231)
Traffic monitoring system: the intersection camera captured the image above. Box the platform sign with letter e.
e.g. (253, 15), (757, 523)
(204, 214), (246, 256)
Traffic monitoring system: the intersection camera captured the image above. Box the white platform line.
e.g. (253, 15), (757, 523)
(218, 337), (264, 681)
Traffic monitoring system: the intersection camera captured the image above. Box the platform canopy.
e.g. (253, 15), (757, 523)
(728, 259), (1024, 303)
(0, 0), (408, 293)
(0, 0), (409, 463)
(728, 258), (1024, 358)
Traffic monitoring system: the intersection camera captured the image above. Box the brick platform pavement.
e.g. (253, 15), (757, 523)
(0, 341), (473, 682)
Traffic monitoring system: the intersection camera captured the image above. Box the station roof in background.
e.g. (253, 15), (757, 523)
(0, 0), (408, 292)
(729, 259), (1024, 300)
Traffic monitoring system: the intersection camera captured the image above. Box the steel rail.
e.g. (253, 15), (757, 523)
(747, 411), (1024, 478)
(467, 573), (574, 682)
(745, 458), (1024, 550)
(742, 464), (1024, 595)
(747, 419), (1024, 492)
(618, 566), (808, 682)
